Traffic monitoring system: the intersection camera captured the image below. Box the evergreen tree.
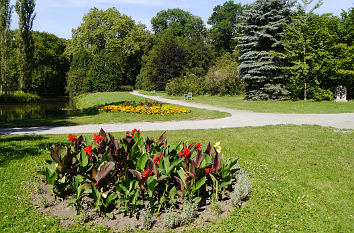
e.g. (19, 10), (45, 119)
(15, 0), (36, 92)
(0, 0), (13, 95)
(237, 0), (293, 100)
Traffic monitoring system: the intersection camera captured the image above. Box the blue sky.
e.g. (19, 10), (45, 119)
(9, 0), (354, 39)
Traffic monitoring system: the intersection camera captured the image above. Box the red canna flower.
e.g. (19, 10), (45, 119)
(179, 147), (191, 158)
(205, 168), (214, 173)
(141, 168), (152, 178)
(131, 129), (141, 137)
(125, 131), (130, 136)
(93, 134), (104, 144)
(153, 152), (163, 165)
(195, 143), (202, 151)
(184, 173), (190, 179)
(84, 145), (93, 157)
(68, 134), (77, 144)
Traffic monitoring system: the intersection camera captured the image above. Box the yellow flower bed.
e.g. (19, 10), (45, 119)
(97, 104), (191, 115)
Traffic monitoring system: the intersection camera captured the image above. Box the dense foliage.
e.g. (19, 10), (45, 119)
(1, 0), (353, 101)
(40, 129), (250, 226)
(65, 7), (150, 97)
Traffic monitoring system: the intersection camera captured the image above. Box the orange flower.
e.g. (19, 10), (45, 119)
(195, 143), (202, 151)
(68, 134), (77, 144)
(179, 147), (191, 158)
(153, 152), (163, 165)
(205, 168), (214, 173)
(141, 168), (152, 178)
(84, 145), (93, 156)
(93, 134), (104, 144)
(131, 129), (141, 137)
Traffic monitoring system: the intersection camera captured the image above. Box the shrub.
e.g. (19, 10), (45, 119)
(140, 209), (154, 230)
(165, 73), (205, 96)
(311, 88), (334, 101)
(204, 51), (245, 96)
(40, 128), (249, 222)
(0, 91), (40, 103)
(231, 169), (251, 207)
(119, 85), (134, 92)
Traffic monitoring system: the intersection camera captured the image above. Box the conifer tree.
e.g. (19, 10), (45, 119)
(15, 0), (35, 92)
(237, 0), (293, 100)
(0, 0), (13, 94)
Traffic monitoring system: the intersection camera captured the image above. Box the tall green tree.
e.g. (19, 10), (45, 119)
(151, 8), (205, 38)
(0, 0), (13, 95)
(15, 0), (36, 93)
(65, 7), (150, 96)
(31, 31), (69, 96)
(281, 0), (323, 100)
(237, 0), (293, 100)
(208, 1), (246, 55)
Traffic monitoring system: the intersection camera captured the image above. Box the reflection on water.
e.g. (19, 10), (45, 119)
(0, 97), (78, 123)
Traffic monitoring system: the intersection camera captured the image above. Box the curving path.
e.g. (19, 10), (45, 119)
(1, 91), (353, 136)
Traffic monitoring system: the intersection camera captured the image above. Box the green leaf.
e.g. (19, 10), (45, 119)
(106, 212), (114, 219)
(167, 158), (183, 175)
(137, 153), (148, 171)
(169, 186), (177, 200)
(106, 193), (118, 205)
(163, 156), (171, 171)
(192, 176), (207, 192)
(192, 196), (201, 204)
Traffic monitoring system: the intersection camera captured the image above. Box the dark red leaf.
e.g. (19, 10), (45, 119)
(95, 161), (115, 186)
(205, 142), (213, 156)
(213, 148), (222, 173)
(192, 149), (204, 168)
(50, 144), (61, 164)
(157, 131), (167, 144)
(129, 169), (142, 181)
(174, 176), (184, 192)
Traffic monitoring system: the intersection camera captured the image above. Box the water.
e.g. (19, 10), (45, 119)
(0, 97), (77, 123)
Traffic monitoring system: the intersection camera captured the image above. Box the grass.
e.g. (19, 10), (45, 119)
(0, 125), (353, 232)
(0, 92), (229, 128)
(139, 90), (354, 114)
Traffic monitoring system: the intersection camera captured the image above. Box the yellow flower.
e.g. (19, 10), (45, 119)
(214, 142), (222, 154)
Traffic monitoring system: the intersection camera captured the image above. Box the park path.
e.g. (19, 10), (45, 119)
(0, 91), (353, 136)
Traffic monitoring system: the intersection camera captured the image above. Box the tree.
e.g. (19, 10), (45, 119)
(281, 0), (323, 100)
(65, 7), (150, 96)
(151, 8), (205, 38)
(31, 31), (69, 96)
(15, 0), (36, 93)
(237, 0), (293, 100)
(0, 0), (13, 95)
(208, 1), (246, 55)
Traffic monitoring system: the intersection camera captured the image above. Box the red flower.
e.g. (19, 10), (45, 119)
(125, 131), (130, 136)
(179, 147), (191, 158)
(68, 134), (77, 144)
(184, 173), (190, 179)
(153, 152), (163, 165)
(131, 129), (140, 137)
(205, 168), (214, 173)
(141, 168), (152, 178)
(84, 145), (93, 156)
(93, 134), (104, 144)
(195, 143), (202, 151)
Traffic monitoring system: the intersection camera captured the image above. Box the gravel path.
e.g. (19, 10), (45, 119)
(1, 91), (353, 136)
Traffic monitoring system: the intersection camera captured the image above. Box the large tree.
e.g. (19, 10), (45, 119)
(0, 0), (13, 95)
(151, 8), (205, 38)
(15, 0), (36, 93)
(65, 7), (150, 96)
(237, 0), (293, 100)
(208, 0), (246, 55)
(31, 31), (69, 96)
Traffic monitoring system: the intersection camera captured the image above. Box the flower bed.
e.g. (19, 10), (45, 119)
(40, 129), (250, 230)
(97, 101), (191, 115)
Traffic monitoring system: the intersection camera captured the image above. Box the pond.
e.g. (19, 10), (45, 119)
(0, 97), (77, 123)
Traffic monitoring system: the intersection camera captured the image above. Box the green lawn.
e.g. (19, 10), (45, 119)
(0, 92), (229, 128)
(139, 91), (354, 114)
(0, 125), (353, 232)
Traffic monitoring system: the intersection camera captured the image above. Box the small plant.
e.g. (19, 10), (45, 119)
(232, 169), (251, 207)
(164, 208), (183, 229)
(210, 201), (222, 216)
(181, 199), (199, 224)
(140, 209), (154, 230)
